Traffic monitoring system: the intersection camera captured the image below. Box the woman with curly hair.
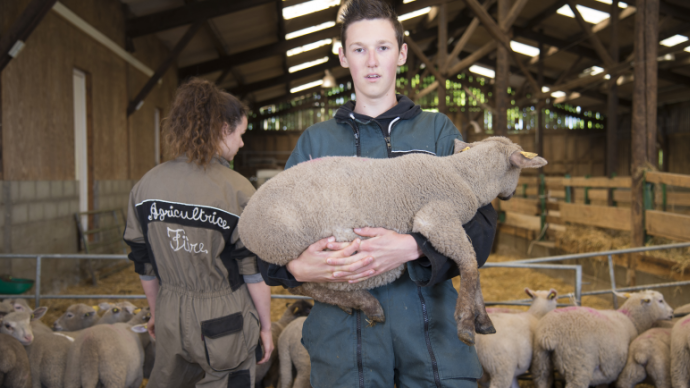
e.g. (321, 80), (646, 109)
(124, 79), (273, 388)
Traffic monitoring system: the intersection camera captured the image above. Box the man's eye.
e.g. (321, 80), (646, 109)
(354, 48), (363, 53)
(380, 46), (389, 51)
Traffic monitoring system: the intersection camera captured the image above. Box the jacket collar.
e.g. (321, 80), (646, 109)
(334, 94), (422, 123)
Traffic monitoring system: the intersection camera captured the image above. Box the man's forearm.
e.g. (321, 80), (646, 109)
(140, 278), (160, 316)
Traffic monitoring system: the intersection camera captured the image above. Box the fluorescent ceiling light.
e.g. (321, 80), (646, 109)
(594, 0), (628, 8)
(550, 91), (567, 98)
(659, 34), (688, 47)
(403, 0), (416, 3)
(331, 39), (342, 55)
(686, 47), (690, 53)
(469, 65), (495, 78)
(399, 7), (431, 21)
(588, 66), (605, 76)
(289, 56), (329, 73)
(542, 86), (551, 93)
(286, 21), (336, 40)
(510, 41), (540, 57)
(287, 39), (332, 57)
(291, 79), (324, 93)
(557, 4), (610, 24)
(283, 0), (340, 20)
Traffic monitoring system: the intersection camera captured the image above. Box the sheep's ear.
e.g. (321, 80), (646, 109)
(547, 289), (558, 300)
(32, 307), (47, 321)
(134, 308), (142, 314)
(124, 306), (136, 314)
(509, 151), (548, 169)
(131, 324), (148, 334)
(293, 307), (299, 315)
(614, 291), (630, 299)
(84, 311), (95, 318)
(98, 303), (112, 311)
(454, 139), (470, 154)
(525, 288), (536, 299)
(642, 298), (651, 304)
(91, 305), (100, 311)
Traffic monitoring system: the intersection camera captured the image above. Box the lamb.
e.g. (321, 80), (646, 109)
(0, 307), (48, 346)
(0, 333), (31, 388)
(476, 288), (558, 388)
(256, 300), (312, 388)
(3, 299), (31, 313)
(0, 301), (13, 318)
(95, 302), (137, 325)
(531, 290), (674, 388)
(24, 326), (73, 388)
(278, 317), (310, 388)
(52, 304), (98, 331)
(63, 308), (150, 388)
(617, 327), (671, 388)
(239, 137), (547, 345)
(670, 314), (690, 388)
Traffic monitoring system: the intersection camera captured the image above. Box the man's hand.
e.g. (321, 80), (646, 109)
(257, 329), (274, 364)
(326, 227), (422, 284)
(287, 237), (375, 283)
(146, 313), (156, 340)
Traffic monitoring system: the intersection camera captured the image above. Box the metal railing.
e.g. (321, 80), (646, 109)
(0, 241), (688, 308)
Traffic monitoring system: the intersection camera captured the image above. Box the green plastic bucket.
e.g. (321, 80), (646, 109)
(0, 276), (34, 295)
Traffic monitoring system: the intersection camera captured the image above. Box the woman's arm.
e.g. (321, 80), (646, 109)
(246, 281), (274, 364)
(140, 278), (160, 339)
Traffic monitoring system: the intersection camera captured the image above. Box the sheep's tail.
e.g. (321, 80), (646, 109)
(279, 340), (294, 388)
(80, 336), (100, 388)
(531, 332), (554, 388)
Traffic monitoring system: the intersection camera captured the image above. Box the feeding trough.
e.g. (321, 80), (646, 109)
(0, 275), (34, 295)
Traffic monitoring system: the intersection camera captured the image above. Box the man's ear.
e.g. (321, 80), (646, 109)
(397, 42), (408, 66)
(338, 46), (349, 68)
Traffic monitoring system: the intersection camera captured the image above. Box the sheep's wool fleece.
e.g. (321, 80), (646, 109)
(239, 137), (522, 292)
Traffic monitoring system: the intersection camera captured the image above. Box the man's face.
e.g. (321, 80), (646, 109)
(339, 19), (407, 101)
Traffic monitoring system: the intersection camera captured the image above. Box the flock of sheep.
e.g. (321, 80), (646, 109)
(1, 289), (690, 388)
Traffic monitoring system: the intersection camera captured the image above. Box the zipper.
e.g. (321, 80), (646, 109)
(348, 114), (362, 157)
(357, 310), (364, 388)
(418, 286), (442, 388)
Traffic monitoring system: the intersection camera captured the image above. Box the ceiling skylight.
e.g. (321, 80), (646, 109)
(469, 65), (495, 78)
(283, 0), (340, 20)
(289, 56), (329, 73)
(287, 39), (332, 57)
(286, 21), (336, 40)
(510, 41), (540, 57)
(660, 35), (689, 47)
(399, 7), (431, 21)
(291, 80), (324, 93)
(594, 0), (628, 8)
(557, 4), (610, 24)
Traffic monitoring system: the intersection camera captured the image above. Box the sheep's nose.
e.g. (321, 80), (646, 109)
(24, 334), (33, 343)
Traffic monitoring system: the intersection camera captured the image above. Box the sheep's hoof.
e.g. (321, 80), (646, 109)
(457, 326), (475, 346)
(474, 315), (496, 335)
(365, 318), (377, 327)
(338, 306), (354, 315)
(363, 306), (385, 324)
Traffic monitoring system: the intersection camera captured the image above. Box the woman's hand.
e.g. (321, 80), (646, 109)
(257, 329), (274, 364)
(326, 228), (422, 284)
(287, 237), (375, 283)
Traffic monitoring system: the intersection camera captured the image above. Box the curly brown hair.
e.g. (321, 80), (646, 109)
(165, 78), (247, 165)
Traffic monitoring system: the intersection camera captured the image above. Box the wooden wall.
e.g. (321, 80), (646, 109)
(0, 0), (176, 181)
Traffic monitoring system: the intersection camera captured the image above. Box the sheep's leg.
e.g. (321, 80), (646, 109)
(616, 358), (646, 388)
(412, 202), (492, 345)
(292, 283), (384, 323)
(670, 341), (690, 388)
(472, 274), (495, 335)
(646, 354), (671, 388)
(531, 344), (553, 388)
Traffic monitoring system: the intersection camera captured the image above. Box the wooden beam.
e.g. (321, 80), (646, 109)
(0, 0), (58, 72)
(646, 171), (690, 188)
(607, 0), (620, 177)
(443, 0), (496, 73)
(463, 85), (495, 114)
(523, 0), (567, 27)
(230, 55), (340, 96)
(438, 1), (448, 114)
(495, 0), (509, 136)
(645, 210), (690, 242)
(404, 36), (445, 81)
(127, 0), (273, 38)
(567, 0), (615, 67)
(127, 23), (203, 116)
(446, 41), (497, 77)
(561, 203), (631, 231)
(646, 0), (659, 165)
(500, 0), (530, 30)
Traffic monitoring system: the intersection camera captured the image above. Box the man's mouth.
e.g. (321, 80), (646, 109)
(366, 74), (381, 79)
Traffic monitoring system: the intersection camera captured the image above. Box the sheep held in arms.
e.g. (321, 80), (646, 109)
(239, 137), (547, 345)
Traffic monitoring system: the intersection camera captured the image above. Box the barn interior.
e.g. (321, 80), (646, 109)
(1, 0), (690, 386)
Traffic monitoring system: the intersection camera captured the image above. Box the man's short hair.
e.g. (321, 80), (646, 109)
(340, 0), (404, 49)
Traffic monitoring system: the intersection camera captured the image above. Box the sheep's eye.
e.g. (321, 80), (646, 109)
(66, 313), (74, 318)
(4, 324), (11, 329)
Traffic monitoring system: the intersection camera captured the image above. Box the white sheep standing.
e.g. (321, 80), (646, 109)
(531, 290), (673, 388)
(256, 300), (312, 388)
(278, 316), (310, 388)
(239, 137), (547, 345)
(670, 314), (690, 388)
(63, 309), (150, 388)
(476, 288), (558, 388)
(0, 332), (31, 388)
(617, 327), (671, 388)
(52, 304), (99, 331)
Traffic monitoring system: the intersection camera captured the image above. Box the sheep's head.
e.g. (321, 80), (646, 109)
(454, 137), (547, 201)
(0, 307), (47, 346)
(98, 302), (137, 324)
(525, 288), (559, 318)
(617, 290), (674, 322)
(53, 303), (98, 331)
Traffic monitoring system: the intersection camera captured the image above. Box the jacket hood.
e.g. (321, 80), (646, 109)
(334, 94), (422, 122)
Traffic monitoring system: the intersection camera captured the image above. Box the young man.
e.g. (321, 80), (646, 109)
(259, 0), (497, 386)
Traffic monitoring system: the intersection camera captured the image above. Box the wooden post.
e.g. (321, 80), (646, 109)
(607, 0), (619, 178)
(536, 33), (544, 161)
(494, 0), (509, 136)
(630, 0), (648, 286)
(645, 0), (659, 166)
(437, 1), (448, 115)
(0, 0), (59, 72)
